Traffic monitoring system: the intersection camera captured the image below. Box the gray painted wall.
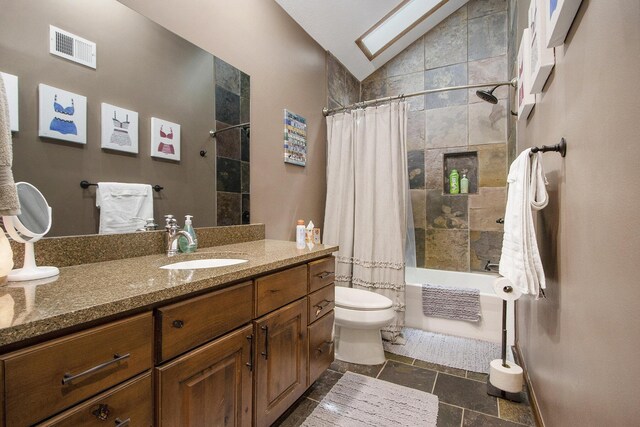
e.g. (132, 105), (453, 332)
(514, 0), (640, 425)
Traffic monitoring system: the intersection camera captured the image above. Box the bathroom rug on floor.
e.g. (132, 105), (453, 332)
(301, 372), (438, 427)
(383, 328), (513, 374)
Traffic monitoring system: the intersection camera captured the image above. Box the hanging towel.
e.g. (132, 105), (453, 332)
(421, 283), (481, 322)
(0, 76), (20, 216)
(96, 182), (153, 234)
(499, 149), (548, 298)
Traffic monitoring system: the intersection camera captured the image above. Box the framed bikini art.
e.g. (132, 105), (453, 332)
(101, 103), (139, 154)
(150, 117), (181, 161)
(38, 84), (87, 144)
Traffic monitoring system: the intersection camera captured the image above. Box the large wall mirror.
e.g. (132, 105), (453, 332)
(0, 0), (250, 236)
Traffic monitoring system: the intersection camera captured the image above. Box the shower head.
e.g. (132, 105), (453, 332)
(476, 86), (499, 104)
(475, 78), (517, 104)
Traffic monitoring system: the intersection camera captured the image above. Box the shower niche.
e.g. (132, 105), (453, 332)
(443, 152), (478, 195)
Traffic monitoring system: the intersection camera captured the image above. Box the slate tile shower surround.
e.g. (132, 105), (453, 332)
(214, 56), (250, 226)
(332, 0), (510, 272)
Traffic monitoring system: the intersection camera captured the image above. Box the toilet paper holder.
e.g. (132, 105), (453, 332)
(486, 284), (524, 403)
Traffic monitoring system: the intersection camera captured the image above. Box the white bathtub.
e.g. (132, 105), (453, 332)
(405, 268), (514, 345)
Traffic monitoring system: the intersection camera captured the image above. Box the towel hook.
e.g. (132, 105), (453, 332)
(531, 138), (567, 157)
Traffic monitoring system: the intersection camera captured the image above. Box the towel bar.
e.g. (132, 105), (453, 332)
(80, 180), (163, 192)
(530, 138), (567, 157)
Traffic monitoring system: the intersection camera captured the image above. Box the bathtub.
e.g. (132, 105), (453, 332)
(405, 268), (514, 345)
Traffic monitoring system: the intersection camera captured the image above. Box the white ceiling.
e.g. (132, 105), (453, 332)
(275, 0), (469, 81)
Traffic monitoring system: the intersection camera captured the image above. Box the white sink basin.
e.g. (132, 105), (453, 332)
(160, 258), (248, 270)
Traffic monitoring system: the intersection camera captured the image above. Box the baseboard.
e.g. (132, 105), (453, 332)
(513, 342), (545, 427)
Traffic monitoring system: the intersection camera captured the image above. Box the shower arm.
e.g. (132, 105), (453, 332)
(322, 78), (517, 116)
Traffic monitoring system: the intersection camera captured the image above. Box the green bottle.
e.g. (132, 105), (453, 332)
(179, 215), (198, 253)
(449, 169), (460, 194)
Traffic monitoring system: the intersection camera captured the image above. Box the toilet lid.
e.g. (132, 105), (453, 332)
(335, 287), (393, 310)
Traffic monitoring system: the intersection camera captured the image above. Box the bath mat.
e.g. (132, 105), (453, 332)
(383, 328), (513, 373)
(301, 372), (438, 427)
(421, 283), (481, 322)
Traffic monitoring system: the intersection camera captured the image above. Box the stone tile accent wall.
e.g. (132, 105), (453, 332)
(360, 0), (509, 272)
(327, 53), (360, 110)
(214, 57), (250, 225)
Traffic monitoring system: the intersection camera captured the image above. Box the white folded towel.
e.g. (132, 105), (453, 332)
(499, 149), (549, 298)
(96, 182), (153, 234)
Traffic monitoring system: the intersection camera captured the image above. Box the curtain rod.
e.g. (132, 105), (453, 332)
(209, 122), (250, 138)
(322, 78), (517, 116)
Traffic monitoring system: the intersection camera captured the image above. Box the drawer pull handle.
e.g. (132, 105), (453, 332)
(314, 299), (334, 317)
(316, 340), (334, 354)
(246, 334), (254, 371)
(172, 319), (184, 329)
(261, 326), (269, 360)
(115, 417), (131, 426)
(62, 353), (130, 385)
(317, 271), (334, 279)
(92, 404), (110, 421)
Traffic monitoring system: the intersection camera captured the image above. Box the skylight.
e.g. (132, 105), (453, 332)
(356, 0), (449, 60)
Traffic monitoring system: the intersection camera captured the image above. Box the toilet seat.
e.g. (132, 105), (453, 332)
(335, 287), (393, 310)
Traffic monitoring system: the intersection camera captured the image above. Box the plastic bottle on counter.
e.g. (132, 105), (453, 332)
(179, 215), (198, 253)
(296, 219), (306, 249)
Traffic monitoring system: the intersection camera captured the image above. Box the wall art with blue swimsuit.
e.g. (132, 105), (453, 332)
(38, 83), (87, 144)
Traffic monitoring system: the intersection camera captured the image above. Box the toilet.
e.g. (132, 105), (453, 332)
(334, 287), (395, 365)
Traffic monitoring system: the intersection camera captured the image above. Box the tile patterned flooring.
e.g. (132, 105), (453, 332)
(273, 352), (536, 427)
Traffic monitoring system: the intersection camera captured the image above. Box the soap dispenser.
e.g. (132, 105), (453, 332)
(179, 215), (198, 253)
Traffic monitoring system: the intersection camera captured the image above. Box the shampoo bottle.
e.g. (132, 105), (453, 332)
(179, 215), (198, 253)
(296, 220), (305, 249)
(449, 169), (460, 194)
(460, 171), (469, 194)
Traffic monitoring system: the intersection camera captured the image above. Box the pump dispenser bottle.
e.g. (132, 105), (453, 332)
(179, 215), (198, 253)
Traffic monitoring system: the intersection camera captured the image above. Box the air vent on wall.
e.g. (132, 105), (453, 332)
(49, 25), (96, 69)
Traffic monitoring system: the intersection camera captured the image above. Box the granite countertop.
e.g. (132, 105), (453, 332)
(0, 239), (338, 348)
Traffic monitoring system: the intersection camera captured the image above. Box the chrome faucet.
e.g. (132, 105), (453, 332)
(165, 215), (195, 257)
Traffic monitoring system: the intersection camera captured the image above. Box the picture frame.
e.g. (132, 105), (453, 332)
(1, 72), (19, 132)
(528, 0), (555, 94)
(101, 103), (139, 154)
(283, 109), (307, 167)
(517, 28), (535, 121)
(150, 117), (180, 161)
(545, 0), (583, 48)
(38, 84), (87, 144)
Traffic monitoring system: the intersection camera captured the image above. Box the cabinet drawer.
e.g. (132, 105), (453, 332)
(256, 265), (307, 317)
(308, 310), (335, 386)
(3, 313), (153, 427)
(37, 372), (152, 427)
(308, 284), (335, 324)
(157, 281), (253, 362)
(308, 257), (335, 293)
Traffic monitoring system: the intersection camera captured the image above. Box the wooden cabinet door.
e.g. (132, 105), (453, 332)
(156, 325), (253, 427)
(254, 298), (308, 427)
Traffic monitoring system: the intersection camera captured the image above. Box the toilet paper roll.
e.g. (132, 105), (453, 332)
(493, 277), (522, 301)
(489, 359), (523, 393)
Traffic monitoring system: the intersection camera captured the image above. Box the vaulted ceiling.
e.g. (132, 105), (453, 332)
(275, 0), (469, 81)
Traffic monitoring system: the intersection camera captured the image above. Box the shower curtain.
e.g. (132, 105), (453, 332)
(324, 102), (413, 343)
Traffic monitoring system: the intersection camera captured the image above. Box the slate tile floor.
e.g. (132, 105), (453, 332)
(273, 352), (536, 427)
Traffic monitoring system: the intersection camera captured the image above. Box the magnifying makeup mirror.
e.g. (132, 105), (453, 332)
(2, 182), (59, 281)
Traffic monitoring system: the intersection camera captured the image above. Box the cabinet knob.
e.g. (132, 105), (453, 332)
(172, 319), (184, 329)
(92, 404), (110, 421)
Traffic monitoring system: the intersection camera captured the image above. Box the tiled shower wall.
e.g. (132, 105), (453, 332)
(215, 57), (251, 226)
(326, 0), (510, 272)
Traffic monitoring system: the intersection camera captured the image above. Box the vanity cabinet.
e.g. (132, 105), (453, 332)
(254, 299), (308, 427)
(155, 324), (253, 427)
(0, 255), (336, 426)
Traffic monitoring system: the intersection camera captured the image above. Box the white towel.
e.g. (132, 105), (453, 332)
(499, 149), (548, 298)
(96, 182), (153, 234)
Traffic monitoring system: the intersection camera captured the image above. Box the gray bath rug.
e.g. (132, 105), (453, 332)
(301, 372), (438, 427)
(383, 328), (513, 374)
(422, 283), (481, 322)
